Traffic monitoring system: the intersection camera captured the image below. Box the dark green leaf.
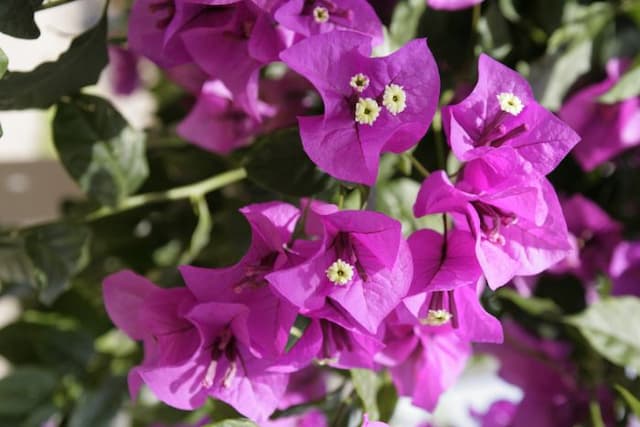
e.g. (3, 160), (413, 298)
(0, 367), (57, 417)
(377, 380), (398, 422)
(244, 128), (331, 197)
(389, 0), (426, 50)
(23, 222), (91, 304)
(0, 0), (43, 39)
(53, 94), (149, 206)
(0, 235), (35, 289)
(350, 369), (381, 420)
(0, 322), (94, 375)
(547, 2), (614, 53)
(497, 288), (562, 317)
(599, 62), (640, 104)
(615, 385), (640, 419)
(205, 420), (257, 427)
(0, 14), (107, 110)
(566, 297), (640, 371)
(68, 377), (126, 427)
(0, 48), (7, 79)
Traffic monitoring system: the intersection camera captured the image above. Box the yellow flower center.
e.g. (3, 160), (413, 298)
(497, 92), (524, 116)
(350, 73), (370, 93)
(420, 309), (453, 326)
(382, 83), (407, 115)
(354, 98), (381, 125)
(326, 259), (355, 285)
(313, 6), (330, 23)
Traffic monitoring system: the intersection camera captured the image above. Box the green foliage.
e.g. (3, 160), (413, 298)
(205, 420), (258, 427)
(68, 377), (127, 427)
(0, 367), (57, 418)
(0, 14), (107, 110)
(351, 369), (382, 420)
(53, 94), (149, 207)
(24, 222), (92, 304)
(567, 297), (640, 371)
(244, 128), (332, 197)
(0, 0), (43, 39)
(0, 47), (7, 79)
(599, 59), (640, 103)
(615, 385), (640, 419)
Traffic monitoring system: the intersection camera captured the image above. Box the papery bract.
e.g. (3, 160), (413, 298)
(267, 207), (413, 334)
(280, 31), (439, 184)
(559, 59), (640, 171)
(177, 80), (273, 154)
(443, 54), (579, 174)
(414, 149), (571, 288)
(180, 201), (304, 358)
(274, 0), (383, 46)
(427, 0), (484, 10)
(609, 241), (640, 297)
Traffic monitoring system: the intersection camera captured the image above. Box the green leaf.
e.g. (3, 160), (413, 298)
(388, 0), (426, 50)
(598, 62), (640, 104)
(497, 288), (562, 317)
(547, 2), (614, 53)
(376, 380), (398, 422)
(0, 367), (57, 417)
(53, 94), (149, 207)
(244, 128), (331, 197)
(23, 222), (91, 304)
(350, 369), (381, 420)
(529, 39), (592, 110)
(179, 196), (212, 264)
(614, 385), (640, 419)
(377, 178), (438, 236)
(68, 377), (126, 427)
(0, 234), (35, 289)
(0, 322), (94, 375)
(0, 14), (107, 110)
(205, 420), (257, 427)
(0, 47), (7, 79)
(0, 0), (43, 39)
(566, 297), (640, 371)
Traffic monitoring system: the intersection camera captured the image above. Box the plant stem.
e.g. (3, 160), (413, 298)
(407, 153), (430, 178)
(86, 168), (247, 221)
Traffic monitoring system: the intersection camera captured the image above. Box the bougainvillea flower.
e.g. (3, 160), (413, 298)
(280, 31), (439, 184)
(177, 80), (274, 154)
(559, 59), (640, 171)
(180, 202), (306, 358)
(128, 0), (206, 68)
(609, 241), (640, 297)
(480, 320), (616, 427)
(414, 149), (571, 288)
(103, 270), (321, 421)
(107, 46), (140, 96)
(443, 54), (580, 175)
(274, 0), (383, 46)
(267, 207), (413, 334)
(427, 0), (484, 10)
(379, 324), (471, 411)
(262, 409), (328, 427)
(260, 70), (316, 133)
(397, 229), (502, 343)
(552, 195), (621, 282)
(180, 3), (291, 119)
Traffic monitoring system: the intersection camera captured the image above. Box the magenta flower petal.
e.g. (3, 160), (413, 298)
(443, 54), (580, 174)
(427, 0), (484, 10)
(280, 32), (439, 184)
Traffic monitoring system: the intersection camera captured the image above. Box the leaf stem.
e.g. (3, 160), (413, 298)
(406, 153), (430, 178)
(86, 168), (247, 221)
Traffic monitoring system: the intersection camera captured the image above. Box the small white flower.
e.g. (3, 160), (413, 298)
(349, 73), (370, 92)
(326, 259), (355, 285)
(354, 98), (381, 125)
(382, 83), (407, 115)
(313, 6), (330, 23)
(420, 309), (453, 326)
(497, 92), (524, 116)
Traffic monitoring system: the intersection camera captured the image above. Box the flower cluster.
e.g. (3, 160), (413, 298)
(102, 0), (630, 425)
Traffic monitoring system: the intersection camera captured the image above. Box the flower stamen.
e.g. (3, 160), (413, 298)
(382, 84), (407, 115)
(354, 98), (381, 125)
(420, 309), (453, 326)
(326, 259), (355, 285)
(350, 73), (370, 93)
(313, 6), (330, 23)
(497, 92), (524, 116)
